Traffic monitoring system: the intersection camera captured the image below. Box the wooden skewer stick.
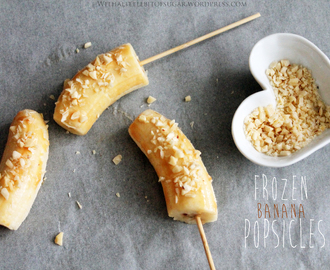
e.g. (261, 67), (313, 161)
(196, 216), (216, 270)
(139, 12), (260, 66)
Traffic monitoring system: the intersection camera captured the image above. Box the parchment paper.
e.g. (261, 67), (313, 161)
(0, 1), (330, 269)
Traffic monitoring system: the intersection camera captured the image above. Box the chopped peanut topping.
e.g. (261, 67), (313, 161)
(168, 156), (178, 166)
(245, 60), (330, 156)
(0, 188), (9, 200)
(5, 159), (14, 169)
(0, 113), (40, 200)
(138, 115), (148, 123)
(12, 151), (21, 159)
(71, 111), (80, 120)
(57, 47), (140, 128)
(89, 71), (97, 80)
(138, 113), (206, 198)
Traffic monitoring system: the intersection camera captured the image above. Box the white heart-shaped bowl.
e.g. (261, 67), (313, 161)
(232, 33), (330, 167)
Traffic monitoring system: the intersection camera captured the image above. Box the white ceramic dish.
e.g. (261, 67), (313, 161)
(232, 33), (330, 167)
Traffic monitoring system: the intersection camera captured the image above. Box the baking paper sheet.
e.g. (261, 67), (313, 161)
(0, 1), (330, 269)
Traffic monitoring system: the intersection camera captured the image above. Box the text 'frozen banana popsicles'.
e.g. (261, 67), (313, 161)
(54, 43), (149, 135)
(0, 110), (49, 230)
(129, 109), (217, 224)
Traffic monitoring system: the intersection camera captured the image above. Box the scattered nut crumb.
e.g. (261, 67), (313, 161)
(116, 192), (120, 198)
(76, 201), (82, 209)
(66, 131), (70, 134)
(190, 121), (194, 129)
(76, 48), (80, 53)
(92, 150), (96, 155)
(73, 169), (76, 173)
(145, 196), (148, 199)
(84, 42), (92, 49)
(49, 95), (55, 100)
(75, 151), (80, 155)
(112, 154), (122, 165)
(54, 232), (64, 246)
(147, 96), (156, 104)
(1, 188), (9, 200)
(185, 95), (191, 102)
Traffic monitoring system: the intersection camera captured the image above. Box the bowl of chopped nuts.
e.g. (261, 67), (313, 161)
(232, 33), (330, 167)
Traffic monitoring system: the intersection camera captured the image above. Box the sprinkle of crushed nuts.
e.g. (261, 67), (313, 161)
(0, 112), (43, 200)
(5, 159), (14, 169)
(12, 151), (21, 159)
(116, 192), (120, 198)
(138, 115), (148, 123)
(245, 60), (330, 156)
(0, 188), (9, 200)
(136, 113), (206, 197)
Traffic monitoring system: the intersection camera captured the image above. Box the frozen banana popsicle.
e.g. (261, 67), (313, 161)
(54, 43), (149, 135)
(54, 14), (260, 136)
(129, 109), (217, 224)
(0, 110), (49, 230)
